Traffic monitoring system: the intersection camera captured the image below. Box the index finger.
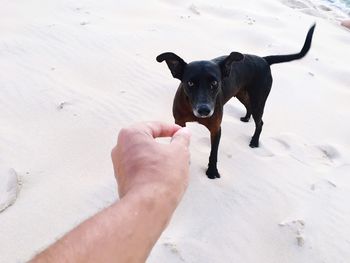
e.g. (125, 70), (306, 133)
(133, 121), (183, 139)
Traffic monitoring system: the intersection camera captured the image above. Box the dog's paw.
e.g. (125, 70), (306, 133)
(240, 116), (250, 122)
(249, 139), (259, 148)
(206, 167), (220, 179)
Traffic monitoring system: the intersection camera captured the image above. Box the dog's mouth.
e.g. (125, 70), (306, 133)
(193, 105), (214, 118)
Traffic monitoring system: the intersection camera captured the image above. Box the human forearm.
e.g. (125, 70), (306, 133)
(31, 122), (191, 263)
(31, 184), (181, 263)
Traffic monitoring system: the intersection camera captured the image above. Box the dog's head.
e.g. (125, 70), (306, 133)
(156, 52), (243, 118)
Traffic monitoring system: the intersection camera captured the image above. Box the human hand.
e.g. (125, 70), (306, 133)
(30, 122), (191, 263)
(111, 122), (191, 202)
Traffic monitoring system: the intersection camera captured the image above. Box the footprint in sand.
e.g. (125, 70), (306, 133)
(259, 134), (344, 167)
(279, 219), (306, 247)
(57, 101), (72, 110)
(252, 137), (291, 158)
(315, 144), (341, 165)
(245, 15), (256, 25)
(163, 241), (185, 262)
(281, 0), (333, 18)
(74, 7), (90, 15)
(0, 168), (21, 213)
(75, 7), (90, 14)
(318, 5), (332, 12)
(245, 134), (343, 166)
(189, 4), (200, 16)
(74, 7), (91, 22)
(281, 0), (309, 9)
(291, 143), (343, 167)
(251, 145), (275, 157)
(310, 179), (337, 191)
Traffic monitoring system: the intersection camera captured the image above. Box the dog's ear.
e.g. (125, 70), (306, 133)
(219, 52), (244, 77)
(156, 52), (187, 80)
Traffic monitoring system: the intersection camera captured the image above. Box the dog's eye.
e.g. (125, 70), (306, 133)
(187, 81), (194, 87)
(211, 80), (218, 88)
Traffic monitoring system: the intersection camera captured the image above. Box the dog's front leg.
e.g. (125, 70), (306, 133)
(206, 127), (221, 179)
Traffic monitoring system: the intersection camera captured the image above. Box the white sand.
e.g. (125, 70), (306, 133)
(0, 168), (20, 213)
(0, 0), (349, 262)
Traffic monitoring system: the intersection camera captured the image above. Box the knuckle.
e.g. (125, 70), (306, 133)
(118, 127), (135, 140)
(117, 128), (127, 139)
(111, 147), (117, 158)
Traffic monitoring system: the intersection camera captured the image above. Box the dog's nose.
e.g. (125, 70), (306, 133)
(197, 105), (211, 117)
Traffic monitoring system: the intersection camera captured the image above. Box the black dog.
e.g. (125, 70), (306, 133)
(157, 24), (315, 179)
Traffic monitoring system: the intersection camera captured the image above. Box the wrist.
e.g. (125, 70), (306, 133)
(128, 182), (182, 206)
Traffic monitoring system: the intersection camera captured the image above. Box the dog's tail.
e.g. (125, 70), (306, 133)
(263, 23), (316, 66)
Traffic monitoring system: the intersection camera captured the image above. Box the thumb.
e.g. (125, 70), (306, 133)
(171, 127), (191, 148)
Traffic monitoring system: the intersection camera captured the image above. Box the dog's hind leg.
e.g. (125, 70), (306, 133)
(248, 79), (271, 148)
(236, 89), (251, 122)
(250, 110), (264, 148)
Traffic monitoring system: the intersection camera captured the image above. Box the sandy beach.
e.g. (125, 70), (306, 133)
(1, 0), (350, 262)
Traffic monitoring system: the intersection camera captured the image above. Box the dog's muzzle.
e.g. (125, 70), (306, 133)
(193, 104), (214, 118)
